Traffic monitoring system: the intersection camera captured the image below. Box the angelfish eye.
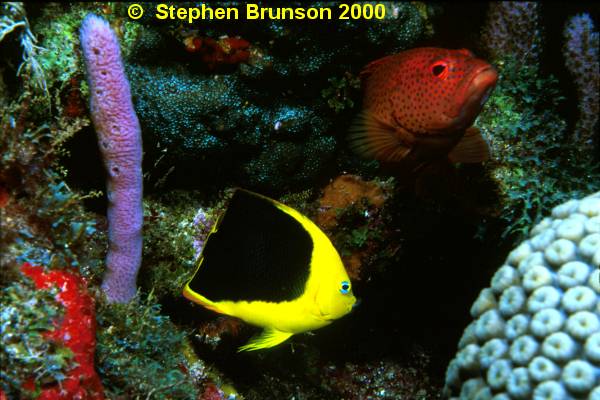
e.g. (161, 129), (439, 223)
(431, 61), (448, 78)
(340, 281), (351, 294)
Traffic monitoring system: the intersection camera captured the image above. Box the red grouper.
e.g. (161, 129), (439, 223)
(348, 47), (498, 170)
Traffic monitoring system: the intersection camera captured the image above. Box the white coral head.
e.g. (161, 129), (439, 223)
(445, 192), (600, 399)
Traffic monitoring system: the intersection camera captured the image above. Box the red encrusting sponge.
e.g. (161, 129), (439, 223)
(20, 263), (105, 400)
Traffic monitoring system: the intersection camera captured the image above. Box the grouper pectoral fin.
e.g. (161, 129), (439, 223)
(348, 110), (412, 162)
(237, 328), (294, 352)
(447, 126), (490, 163)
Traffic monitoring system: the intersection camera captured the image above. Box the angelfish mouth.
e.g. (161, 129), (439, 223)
(348, 298), (361, 313)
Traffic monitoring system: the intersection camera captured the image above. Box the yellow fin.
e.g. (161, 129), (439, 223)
(238, 328), (293, 352)
(447, 127), (490, 163)
(182, 284), (224, 314)
(347, 110), (411, 162)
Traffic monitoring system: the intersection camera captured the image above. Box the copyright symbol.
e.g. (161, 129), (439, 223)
(128, 4), (144, 19)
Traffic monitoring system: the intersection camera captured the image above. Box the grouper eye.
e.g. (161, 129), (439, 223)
(340, 281), (351, 294)
(431, 61), (448, 79)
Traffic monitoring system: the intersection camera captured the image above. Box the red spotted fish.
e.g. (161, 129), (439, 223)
(348, 47), (498, 168)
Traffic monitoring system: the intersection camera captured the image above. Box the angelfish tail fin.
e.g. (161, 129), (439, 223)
(237, 328), (293, 352)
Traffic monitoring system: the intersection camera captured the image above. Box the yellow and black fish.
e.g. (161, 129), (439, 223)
(183, 189), (357, 351)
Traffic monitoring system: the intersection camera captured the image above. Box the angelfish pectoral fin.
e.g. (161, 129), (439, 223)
(237, 328), (294, 352)
(447, 127), (490, 163)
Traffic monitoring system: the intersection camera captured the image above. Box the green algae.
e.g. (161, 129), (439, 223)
(0, 95), (103, 278)
(140, 191), (207, 299)
(0, 274), (73, 398)
(95, 291), (199, 399)
(321, 72), (361, 113)
(32, 3), (143, 90)
(477, 57), (600, 238)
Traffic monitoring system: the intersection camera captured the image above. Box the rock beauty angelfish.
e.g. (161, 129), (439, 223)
(183, 189), (357, 351)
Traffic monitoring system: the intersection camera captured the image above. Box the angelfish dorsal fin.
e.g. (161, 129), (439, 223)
(447, 127), (490, 163)
(347, 110), (412, 162)
(238, 328), (294, 352)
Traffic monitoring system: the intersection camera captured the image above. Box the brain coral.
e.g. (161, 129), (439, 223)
(445, 192), (600, 399)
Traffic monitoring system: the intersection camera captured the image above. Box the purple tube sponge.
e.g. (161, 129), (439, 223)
(563, 14), (599, 147)
(80, 15), (143, 303)
(481, 2), (541, 64)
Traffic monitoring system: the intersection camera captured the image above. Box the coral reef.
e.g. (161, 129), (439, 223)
(315, 174), (395, 280)
(199, 384), (227, 400)
(140, 190), (215, 299)
(6, 2), (599, 399)
(191, 205), (219, 260)
(0, 98), (101, 276)
(119, 1), (429, 193)
(1, 6), (218, 397)
(80, 14), (143, 303)
(1, 5), (102, 275)
(317, 174), (388, 230)
(444, 191), (600, 399)
(322, 357), (441, 400)
(95, 292), (199, 399)
(237, 346), (442, 399)
(94, 289), (240, 399)
(481, 2), (541, 65)
(29, 3), (91, 91)
(477, 55), (600, 239)
(194, 316), (245, 351)
(29, 3), (143, 93)
(563, 13), (599, 147)
(184, 34), (251, 70)
(125, 61), (340, 191)
(320, 72), (361, 113)
(478, 3), (599, 240)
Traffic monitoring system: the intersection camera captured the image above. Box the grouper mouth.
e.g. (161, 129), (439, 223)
(444, 65), (498, 128)
(462, 66), (498, 111)
(468, 67), (498, 103)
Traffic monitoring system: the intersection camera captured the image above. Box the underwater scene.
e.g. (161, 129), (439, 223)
(0, 1), (599, 399)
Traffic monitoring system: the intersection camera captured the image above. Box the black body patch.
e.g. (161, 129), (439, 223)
(189, 189), (313, 303)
